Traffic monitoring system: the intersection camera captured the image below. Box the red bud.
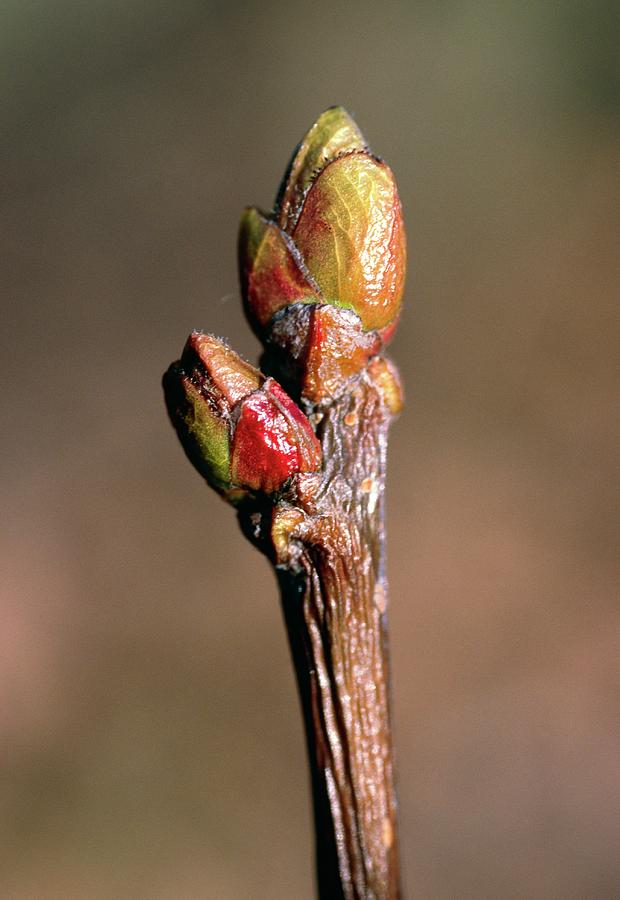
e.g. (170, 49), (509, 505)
(231, 379), (322, 494)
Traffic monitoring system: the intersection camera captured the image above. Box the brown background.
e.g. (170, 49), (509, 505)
(2, 1), (619, 897)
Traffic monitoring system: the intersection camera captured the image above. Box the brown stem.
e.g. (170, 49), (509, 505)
(240, 369), (401, 899)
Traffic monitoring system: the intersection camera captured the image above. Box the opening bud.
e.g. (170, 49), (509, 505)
(240, 107), (406, 336)
(163, 332), (321, 502)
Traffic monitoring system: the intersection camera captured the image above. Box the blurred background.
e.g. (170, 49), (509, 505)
(2, 1), (619, 897)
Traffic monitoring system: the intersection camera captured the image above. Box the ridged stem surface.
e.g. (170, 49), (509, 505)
(242, 371), (400, 899)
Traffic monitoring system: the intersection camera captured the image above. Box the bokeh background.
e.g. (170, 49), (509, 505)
(2, 1), (619, 897)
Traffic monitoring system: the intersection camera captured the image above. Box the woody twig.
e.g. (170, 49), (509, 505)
(164, 107), (406, 899)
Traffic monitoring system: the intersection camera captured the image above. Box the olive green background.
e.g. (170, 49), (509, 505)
(2, 1), (619, 897)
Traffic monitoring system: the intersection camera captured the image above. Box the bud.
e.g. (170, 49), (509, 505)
(268, 304), (382, 404)
(231, 379), (321, 493)
(163, 332), (322, 502)
(238, 207), (322, 331)
(367, 357), (404, 416)
(292, 151), (406, 333)
(276, 105), (367, 233)
(240, 106), (406, 336)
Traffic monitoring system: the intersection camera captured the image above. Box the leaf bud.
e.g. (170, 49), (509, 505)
(163, 332), (321, 502)
(240, 107), (406, 336)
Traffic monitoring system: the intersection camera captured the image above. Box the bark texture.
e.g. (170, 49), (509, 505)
(240, 368), (401, 899)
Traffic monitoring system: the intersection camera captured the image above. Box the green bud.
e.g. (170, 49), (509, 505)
(276, 106), (367, 232)
(239, 107), (406, 336)
(163, 332), (262, 499)
(163, 332), (322, 502)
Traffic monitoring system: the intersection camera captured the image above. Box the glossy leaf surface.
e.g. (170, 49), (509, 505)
(277, 106), (367, 232)
(231, 379), (321, 493)
(293, 152), (406, 332)
(239, 207), (321, 332)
